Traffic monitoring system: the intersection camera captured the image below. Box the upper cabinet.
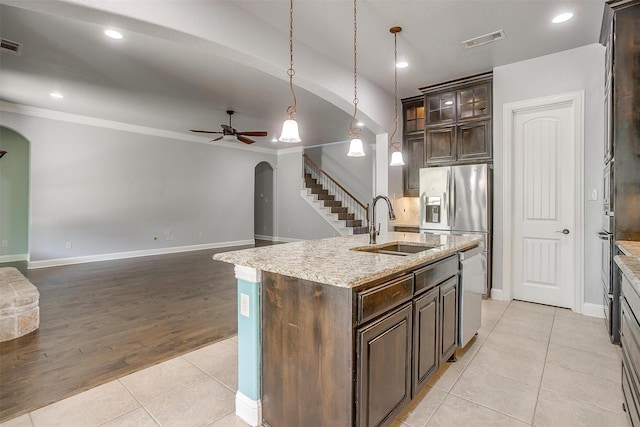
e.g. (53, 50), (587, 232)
(402, 96), (426, 197)
(401, 73), (493, 196)
(421, 72), (493, 166)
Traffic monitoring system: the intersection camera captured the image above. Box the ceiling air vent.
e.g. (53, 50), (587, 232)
(461, 30), (505, 49)
(1, 38), (23, 55)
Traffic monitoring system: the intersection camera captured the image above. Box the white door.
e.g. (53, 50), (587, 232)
(511, 101), (577, 308)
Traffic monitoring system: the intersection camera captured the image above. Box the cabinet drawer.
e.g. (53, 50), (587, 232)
(623, 356), (640, 426)
(358, 275), (413, 324)
(414, 255), (458, 295)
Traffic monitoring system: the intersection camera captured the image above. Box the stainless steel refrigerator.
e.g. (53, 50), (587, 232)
(419, 164), (491, 349)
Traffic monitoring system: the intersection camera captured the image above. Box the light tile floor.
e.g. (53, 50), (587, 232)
(0, 300), (630, 427)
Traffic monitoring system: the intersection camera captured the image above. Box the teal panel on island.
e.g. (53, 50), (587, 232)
(237, 278), (260, 401)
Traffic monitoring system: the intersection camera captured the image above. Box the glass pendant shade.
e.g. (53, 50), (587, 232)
(389, 149), (405, 166)
(279, 118), (301, 143)
(347, 138), (365, 157)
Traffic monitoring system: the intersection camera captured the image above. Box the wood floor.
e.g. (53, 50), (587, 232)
(0, 243), (270, 422)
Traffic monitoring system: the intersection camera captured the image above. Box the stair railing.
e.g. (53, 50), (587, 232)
(303, 154), (369, 226)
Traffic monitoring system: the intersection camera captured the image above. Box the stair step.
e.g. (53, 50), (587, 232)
(345, 219), (362, 227)
(351, 226), (368, 235)
(337, 213), (355, 221)
(331, 207), (348, 214)
(317, 193), (335, 201)
(323, 200), (342, 208)
(306, 180), (322, 189)
(312, 188), (328, 196)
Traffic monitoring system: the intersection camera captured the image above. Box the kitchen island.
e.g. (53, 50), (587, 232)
(214, 232), (481, 427)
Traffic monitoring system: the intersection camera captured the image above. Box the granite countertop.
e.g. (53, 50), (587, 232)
(213, 232), (482, 288)
(618, 241), (640, 258)
(615, 240), (640, 295)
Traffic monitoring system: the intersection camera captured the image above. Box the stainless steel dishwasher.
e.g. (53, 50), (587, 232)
(458, 245), (485, 348)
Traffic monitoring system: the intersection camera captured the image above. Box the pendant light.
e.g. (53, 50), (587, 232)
(279, 0), (301, 143)
(347, 0), (365, 157)
(389, 26), (405, 167)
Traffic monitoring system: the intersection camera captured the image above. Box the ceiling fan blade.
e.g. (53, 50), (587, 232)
(211, 136), (224, 142)
(237, 135), (255, 144)
(237, 131), (268, 137)
(191, 129), (223, 134)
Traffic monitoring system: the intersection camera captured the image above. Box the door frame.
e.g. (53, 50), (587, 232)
(501, 91), (585, 312)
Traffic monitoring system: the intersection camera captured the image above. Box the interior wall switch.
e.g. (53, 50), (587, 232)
(65, 242), (72, 249)
(240, 293), (250, 317)
(589, 189), (598, 201)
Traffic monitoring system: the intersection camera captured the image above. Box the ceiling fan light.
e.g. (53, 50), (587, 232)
(279, 118), (301, 143)
(390, 150), (405, 166)
(347, 138), (365, 157)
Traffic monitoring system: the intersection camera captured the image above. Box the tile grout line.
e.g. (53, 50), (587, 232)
(423, 300), (511, 426)
(529, 307), (556, 427)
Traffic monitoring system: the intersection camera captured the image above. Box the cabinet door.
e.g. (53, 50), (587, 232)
(456, 120), (491, 162)
(403, 134), (425, 196)
(426, 92), (456, 126)
(426, 126), (456, 165)
(404, 102), (425, 133)
(412, 287), (439, 396)
(457, 83), (490, 121)
(357, 303), (412, 427)
(440, 277), (458, 362)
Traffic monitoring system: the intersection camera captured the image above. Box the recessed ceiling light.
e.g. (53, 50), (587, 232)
(396, 61), (408, 69)
(552, 12), (573, 24)
(49, 92), (64, 99)
(104, 29), (123, 39)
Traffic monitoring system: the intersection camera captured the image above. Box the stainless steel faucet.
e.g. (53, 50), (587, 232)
(369, 195), (396, 244)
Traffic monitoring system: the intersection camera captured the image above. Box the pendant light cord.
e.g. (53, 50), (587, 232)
(390, 30), (400, 150)
(286, 0), (297, 118)
(349, 0), (361, 139)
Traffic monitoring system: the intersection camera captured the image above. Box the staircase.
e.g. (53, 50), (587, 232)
(301, 155), (369, 236)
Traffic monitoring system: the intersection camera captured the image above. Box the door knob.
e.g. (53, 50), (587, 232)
(556, 229), (570, 235)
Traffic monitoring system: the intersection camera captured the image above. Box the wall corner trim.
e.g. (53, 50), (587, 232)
(236, 391), (262, 427)
(235, 265), (261, 283)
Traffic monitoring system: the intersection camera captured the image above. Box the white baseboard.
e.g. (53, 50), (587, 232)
(582, 302), (605, 318)
(490, 288), (506, 301)
(27, 240), (254, 269)
(272, 236), (303, 243)
(0, 253), (28, 263)
(236, 391), (262, 427)
(254, 234), (276, 241)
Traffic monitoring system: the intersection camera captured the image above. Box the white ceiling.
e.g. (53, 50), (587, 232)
(0, 0), (605, 150)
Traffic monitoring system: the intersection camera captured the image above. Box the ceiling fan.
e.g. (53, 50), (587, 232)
(190, 110), (268, 144)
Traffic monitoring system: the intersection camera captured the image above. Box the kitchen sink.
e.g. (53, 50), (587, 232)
(353, 243), (437, 256)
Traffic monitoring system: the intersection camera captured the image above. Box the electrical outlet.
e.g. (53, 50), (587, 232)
(1, 240), (8, 247)
(65, 242), (72, 249)
(164, 229), (171, 236)
(240, 293), (250, 317)
(198, 231), (204, 239)
(589, 189), (598, 201)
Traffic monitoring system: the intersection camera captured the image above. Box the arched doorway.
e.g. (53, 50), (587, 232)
(0, 126), (30, 262)
(254, 161), (275, 242)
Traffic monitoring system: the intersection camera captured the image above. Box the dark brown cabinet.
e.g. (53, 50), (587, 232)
(404, 134), (425, 196)
(357, 303), (413, 427)
(439, 277), (458, 361)
(402, 97), (426, 197)
(412, 287), (439, 394)
(421, 73), (493, 166)
(261, 251), (464, 427)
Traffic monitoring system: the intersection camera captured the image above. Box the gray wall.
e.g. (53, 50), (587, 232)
(304, 141), (375, 205)
(493, 43), (605, 305)
(0, 111), (277, 263)
(254, 161), (274, 238)
(276, 148), (340, 241)
(0, 126), (30, 259)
